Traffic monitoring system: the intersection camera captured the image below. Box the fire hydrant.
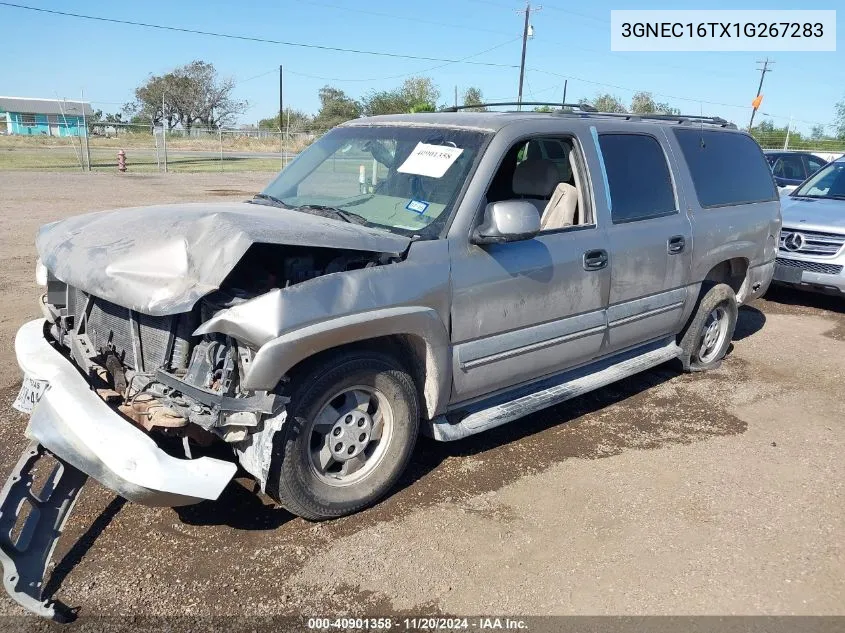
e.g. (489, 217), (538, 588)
(117, 149), (127, 173)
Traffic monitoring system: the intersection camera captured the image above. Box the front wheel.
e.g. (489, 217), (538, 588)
(267, 350), (419, 521)
(678, 282), (738, 372)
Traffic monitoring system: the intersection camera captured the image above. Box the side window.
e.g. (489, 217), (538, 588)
(674, 129), (777, 207)
(597, 134), (676, 223)
(485, 136), (592, 230)
(806, 156), (826, 174)
(773, 155), (805, 180)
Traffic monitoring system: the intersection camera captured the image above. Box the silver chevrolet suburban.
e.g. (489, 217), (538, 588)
(0, 106), (781, 617)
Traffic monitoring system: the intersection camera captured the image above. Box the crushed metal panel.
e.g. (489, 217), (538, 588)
(36, 202), (411, 316)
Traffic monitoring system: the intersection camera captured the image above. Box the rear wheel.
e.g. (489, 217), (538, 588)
(267, 350), (419, 521)
(678, 282), (738, 372)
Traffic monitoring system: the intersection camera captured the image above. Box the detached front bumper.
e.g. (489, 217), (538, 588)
(14, 319), (237, 507)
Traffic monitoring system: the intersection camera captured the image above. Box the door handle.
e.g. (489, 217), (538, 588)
(667, 235), (686, 254)
(583, 249), (608, 271)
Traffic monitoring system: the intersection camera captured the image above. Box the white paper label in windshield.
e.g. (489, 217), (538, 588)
(397, 143), (464, 178)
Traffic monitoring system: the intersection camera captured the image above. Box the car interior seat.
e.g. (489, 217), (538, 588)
(539, 149), (579, 230)
(512, 158), (560, 216)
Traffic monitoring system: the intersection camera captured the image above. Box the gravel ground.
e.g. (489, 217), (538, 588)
(0, 171), (842, 622)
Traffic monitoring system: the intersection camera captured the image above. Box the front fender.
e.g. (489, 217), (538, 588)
(242, 306), (451, 419)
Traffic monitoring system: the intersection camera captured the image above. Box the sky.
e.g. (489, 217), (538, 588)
(0, 0), (842, 134)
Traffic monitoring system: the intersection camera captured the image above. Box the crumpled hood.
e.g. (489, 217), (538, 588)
(37, 202), (411, 316)
(780, 196), (845, 232)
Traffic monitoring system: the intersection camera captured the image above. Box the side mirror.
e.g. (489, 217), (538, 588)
(472, 200), (540, 244)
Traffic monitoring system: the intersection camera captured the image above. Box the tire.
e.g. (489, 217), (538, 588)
(267, 350), (419, 521)
(677, 282), (739, 372)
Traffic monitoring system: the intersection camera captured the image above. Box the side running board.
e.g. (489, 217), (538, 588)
(0, 442), (88, 621)
(431, 339), (682, 441)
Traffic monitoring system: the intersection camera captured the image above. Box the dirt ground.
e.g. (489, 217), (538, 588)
(0, 171), (842, 619)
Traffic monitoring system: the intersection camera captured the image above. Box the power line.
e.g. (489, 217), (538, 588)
(299, 0), (515, 36)
(286, 37), (521, 83)
(0, 2), (518, 69)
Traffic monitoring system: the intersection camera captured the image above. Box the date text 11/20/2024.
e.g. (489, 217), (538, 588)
(307, 617), (529, 630)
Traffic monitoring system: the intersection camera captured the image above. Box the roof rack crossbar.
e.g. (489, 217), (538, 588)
(442, 101), (597, 113)
(439, 102), (736, 129)
(576, 111), (734, 128)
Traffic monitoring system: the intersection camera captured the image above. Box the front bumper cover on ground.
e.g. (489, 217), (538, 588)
(0, 319), (239, 618)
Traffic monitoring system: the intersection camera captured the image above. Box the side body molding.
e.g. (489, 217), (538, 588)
(242, 307), (452, 419)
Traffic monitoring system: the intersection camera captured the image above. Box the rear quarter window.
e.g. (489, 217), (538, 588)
(674, 129), (777, 208)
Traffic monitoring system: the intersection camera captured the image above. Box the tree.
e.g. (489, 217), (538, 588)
(462, 87), (487, 111)
(259, 108), (312, 132)
(362, 76), (440, 116)
(749, 119), (788, 149)
(583, 93), (627, 113)
(835, 98), (845, 140)
(313, 86), (362, 129)
(629, 91), (680, 116)
(401, 76), (440, 111)
(810, 124), (826, 140)
(127, 60), (246, 131)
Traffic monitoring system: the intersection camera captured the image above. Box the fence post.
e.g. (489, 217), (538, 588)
(783, 116), (793, 151)
(219, 128), (223, 172)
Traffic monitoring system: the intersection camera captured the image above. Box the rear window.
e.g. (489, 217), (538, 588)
(674, 129), (777, 208)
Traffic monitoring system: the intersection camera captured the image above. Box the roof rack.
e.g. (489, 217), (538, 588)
(573, 111), (735, 128)
(440, 102), (736, 129)
(442, 101), (597, 113)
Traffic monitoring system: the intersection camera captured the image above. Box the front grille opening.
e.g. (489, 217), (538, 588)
(66, 287), (195, 372)
(776, 257), (844, 275)
(779, 229), (845, 257)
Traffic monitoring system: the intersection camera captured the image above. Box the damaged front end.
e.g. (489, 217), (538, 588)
(0, 236), (401, 618)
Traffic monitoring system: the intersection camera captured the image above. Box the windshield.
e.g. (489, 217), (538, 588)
(792, 161), (845, 199)
(259, 125), (491, 238)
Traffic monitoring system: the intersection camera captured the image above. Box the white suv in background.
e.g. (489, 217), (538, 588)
(774, 157), (845, 296)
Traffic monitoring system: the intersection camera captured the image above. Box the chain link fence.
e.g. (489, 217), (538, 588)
(4, 122), (844, 171)
(0, 123), (330, 172)
(751, 131), (845, 161)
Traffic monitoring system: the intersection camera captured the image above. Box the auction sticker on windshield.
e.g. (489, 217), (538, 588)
(398, 143), (464, 178)
(13, 376), (49, 415)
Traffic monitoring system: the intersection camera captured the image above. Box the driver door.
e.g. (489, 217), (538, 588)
(448, 134), (610, 404)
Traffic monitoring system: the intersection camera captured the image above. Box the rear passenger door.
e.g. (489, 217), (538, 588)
(597, 132), (693, 352)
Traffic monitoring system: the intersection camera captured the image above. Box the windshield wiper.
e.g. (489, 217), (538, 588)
(250, 193), (289, 207)
(293, 204), (369, 225)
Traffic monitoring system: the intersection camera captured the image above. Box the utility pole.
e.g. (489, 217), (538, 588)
(517, 1), (540, 110)
(80, 89), (91, 171)
(161, 91), (168, 173)
(455, 85), (458, 109)
(748, 58), (774, 131)
(783, 115), (793, 150)
(279, 64), (284, 169)
(562, 79), (567, 107)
